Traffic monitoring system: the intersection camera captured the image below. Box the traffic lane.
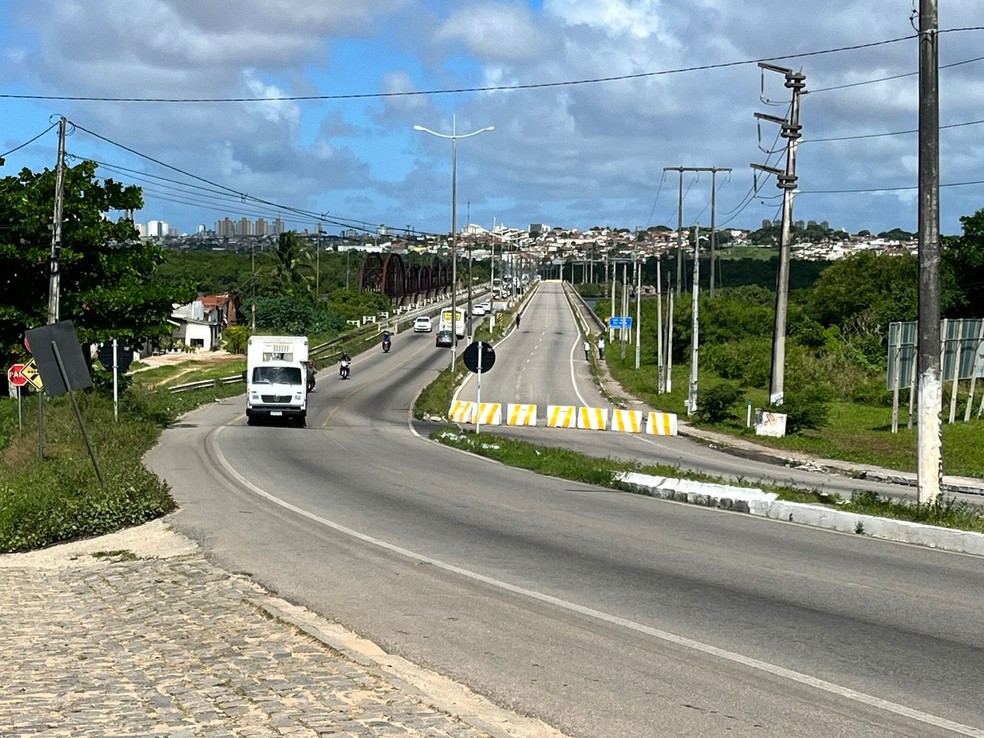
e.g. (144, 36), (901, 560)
(157, 466), (936, 736)
(461, 284), (587, 407)
(208, 412), (984, 730)
(153, 403), (976, 737)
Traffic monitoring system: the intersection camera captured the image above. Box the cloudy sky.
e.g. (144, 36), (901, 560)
(1, 0), (982, 238)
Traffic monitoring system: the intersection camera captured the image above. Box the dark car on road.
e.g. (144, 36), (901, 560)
(435, 330), (453, 348)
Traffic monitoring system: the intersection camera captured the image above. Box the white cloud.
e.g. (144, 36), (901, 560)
(435, 2), (547, 62)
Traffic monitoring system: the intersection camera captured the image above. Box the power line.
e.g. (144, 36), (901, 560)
(802, 116), (984, 144)
(0, 35), (920, 104)
(801, 178), (984, 195)
(0, 121), (59, 158)
(68, 122), (406, 236)
(807, 53), (984, 94)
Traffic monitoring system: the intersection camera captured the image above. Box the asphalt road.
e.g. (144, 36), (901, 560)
(147, 283), (984, 738)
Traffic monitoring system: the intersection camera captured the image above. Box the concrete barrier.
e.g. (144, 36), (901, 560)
(610, 409), (643, 433)
(646, 411), (678, 436)
(449, 400), (476, 423)
(546, 405), (577, 428)
(578, 407), (608, 430)
(477, 402), (502, 425)
(507, 403), (538, 426)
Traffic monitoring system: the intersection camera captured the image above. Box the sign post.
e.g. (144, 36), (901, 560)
(7, 364), (27, 431)
(463, 341), (496, 434)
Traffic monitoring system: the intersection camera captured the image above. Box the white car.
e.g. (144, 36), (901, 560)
(413, 316), (433, 333)
(470, 303), (487, 316)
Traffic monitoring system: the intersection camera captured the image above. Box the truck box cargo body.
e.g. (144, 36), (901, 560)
(439, 308), (466, 338)
(245, 335), (309, 426)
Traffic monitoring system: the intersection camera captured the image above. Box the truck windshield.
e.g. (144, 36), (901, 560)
(252, 366), (302, 385)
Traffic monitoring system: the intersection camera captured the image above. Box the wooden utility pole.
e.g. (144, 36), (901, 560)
(752, 63), (805, 406)
(917, 0), (942, 504)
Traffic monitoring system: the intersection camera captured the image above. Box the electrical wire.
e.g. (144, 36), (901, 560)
(0, 35), (921, 104)
(802, 117), (984, 144)
(808, 53), (984, 94)
(0, 121), (59, 159)
(68, 122), (403, 236)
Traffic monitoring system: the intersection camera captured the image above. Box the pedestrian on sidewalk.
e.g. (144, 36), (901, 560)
(583, 338), (591, 361)
(515, 312), (521, 329)
(597, 336), (606, 359)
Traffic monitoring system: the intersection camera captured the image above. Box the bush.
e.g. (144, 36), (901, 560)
(695, 383), (742, 424)
(770, 387), (832, 434)
(703, 337), (772, 386)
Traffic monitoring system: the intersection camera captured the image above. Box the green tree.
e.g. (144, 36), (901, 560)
(258, 231), (314, 299)
(0, 161), (193, 367)
(943, 208), (984, 313)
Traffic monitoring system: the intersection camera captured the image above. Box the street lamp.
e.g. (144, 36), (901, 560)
(414, 117), (494, 369)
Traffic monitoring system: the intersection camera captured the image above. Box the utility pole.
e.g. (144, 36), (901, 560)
(47, 116), (67, 324)
(916, 0), (942, 504)
(688, 225), (700, 415)
(316, 223), (322, 300)
(663, 166), (721, 295)
(656, 258), (664, 392)
(634, 252), (642, 369)
(708, 167), (731, 298)
(751, 63), (805, 406)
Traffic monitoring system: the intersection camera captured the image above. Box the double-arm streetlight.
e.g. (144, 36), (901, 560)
(413, 117), (493, 369)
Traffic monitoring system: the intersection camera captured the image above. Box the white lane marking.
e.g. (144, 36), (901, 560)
(209, 425), (982, 737)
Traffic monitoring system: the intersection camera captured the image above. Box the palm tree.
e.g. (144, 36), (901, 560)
(258, 232), (315, 299)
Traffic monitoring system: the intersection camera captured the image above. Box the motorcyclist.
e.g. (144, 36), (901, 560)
(305, 361), (316, 392)
(382, 331), (392, 353)
(339, 352), (351, 379)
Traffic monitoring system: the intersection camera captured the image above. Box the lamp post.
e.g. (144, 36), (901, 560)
(414, 117), (493, 369)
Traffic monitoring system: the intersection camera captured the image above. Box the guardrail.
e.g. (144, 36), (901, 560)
(168, 374), (244, 393)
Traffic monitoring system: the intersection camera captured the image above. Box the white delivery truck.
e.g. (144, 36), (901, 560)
(245, 335), (309, 426)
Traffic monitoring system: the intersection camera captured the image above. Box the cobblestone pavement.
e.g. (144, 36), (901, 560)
(0, 521), (561, 738)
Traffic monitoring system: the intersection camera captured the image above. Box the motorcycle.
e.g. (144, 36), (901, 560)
(305, 362), (316, 392)
(339, 359), (350, 379)
(382, 334), (392, 353)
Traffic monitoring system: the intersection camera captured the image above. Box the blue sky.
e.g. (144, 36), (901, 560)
(1, 0), (983, 238)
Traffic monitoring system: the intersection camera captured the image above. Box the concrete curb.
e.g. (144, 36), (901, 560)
(615, 471), (984, 556)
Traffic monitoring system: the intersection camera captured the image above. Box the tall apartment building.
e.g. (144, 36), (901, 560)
(147, 219), (169, 238)
(216, 218), (234, 237)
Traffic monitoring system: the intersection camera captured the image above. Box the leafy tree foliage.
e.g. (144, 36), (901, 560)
(258, 232), (315, 300)
(877, 228), (915, 240)
(943, 208), (984, 314)
(0, 161), (193, 367)
(253, 296), (345, 336)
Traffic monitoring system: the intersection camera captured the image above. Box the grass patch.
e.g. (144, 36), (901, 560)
(91, 549), (140, 561)
(843, 490), (984, 533)
(0, 364), (246, 554)
(432, 427), (984, 532)
(603, 349), (984, 478)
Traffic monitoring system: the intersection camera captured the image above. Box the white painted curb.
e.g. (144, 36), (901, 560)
(615, 472), (984, 556)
